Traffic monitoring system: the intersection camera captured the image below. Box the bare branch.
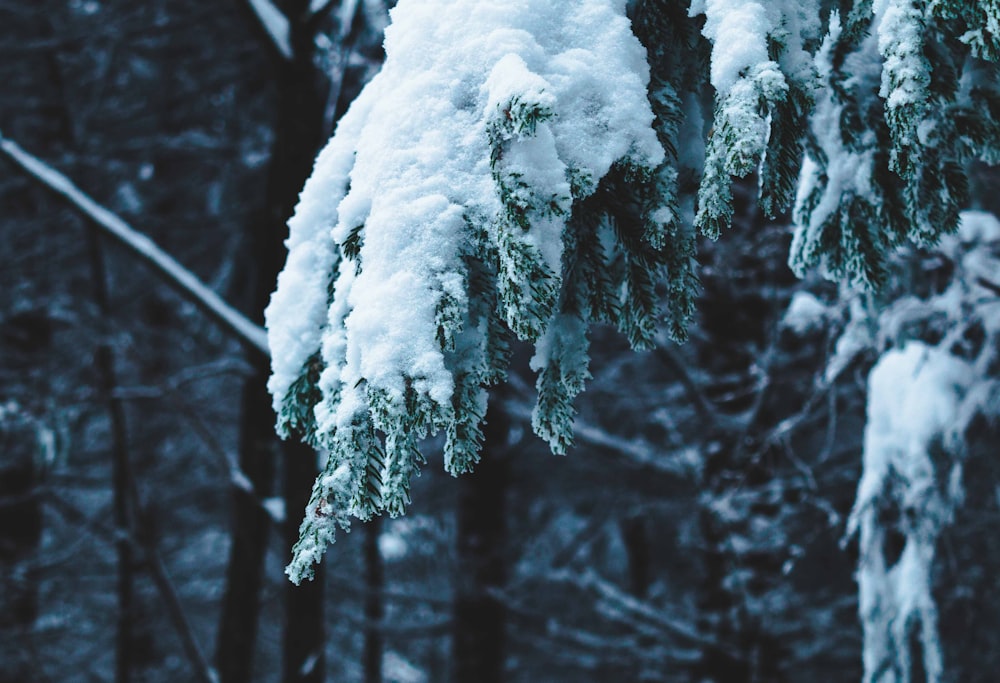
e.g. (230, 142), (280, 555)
(503, 396), (693, 478)
(246, 0), (293, 61)
(559, 569), (718, 649)
(0, 133), (269, 357)
(652, 345), (722, 429)
(976, 276), (1000, 297)
(143, 541), (221, 683)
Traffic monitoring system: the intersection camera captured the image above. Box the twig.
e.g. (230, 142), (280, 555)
(330, 608), (451, 638)
(246, 0), (293, 60)
(123, 452), (220, 683)
(652, 346), (720, 429)
(561, 569), (718, 649)
(503, 397), (692, 478)
(976, 276), (1000, 297)
(0, 133), (269, 357)
(143, 540), (221, 683)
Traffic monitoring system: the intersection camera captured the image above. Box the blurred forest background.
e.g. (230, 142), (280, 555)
(2, 2), (1000, 683)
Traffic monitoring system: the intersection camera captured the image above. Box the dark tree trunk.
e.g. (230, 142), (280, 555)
(217, 2), (332, 681)
(87, 228), (136, 683)
(364, 517), (384, 683)
(274, 6), (331, 683)
(620, 515), (651, 598)
(218, 3), (388, 680)
(452, 395), (510, 683)
(0, 427), (43, 683)
(282, 441), (326, 683)
(216, 357), (277, 683)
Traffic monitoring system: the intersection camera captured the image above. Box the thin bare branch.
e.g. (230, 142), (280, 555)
(558, 569), (717, 649)
(652, 345), (722, 429)
(246, 0), (293, 60)
(144, 541), (221, 683)
(0, 133), (269, 357)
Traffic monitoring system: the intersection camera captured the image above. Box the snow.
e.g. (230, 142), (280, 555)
(956, 209), (1000, 245)
(271, 0), (667, 576)
(265, 96), (371, 415)
(825, 208), (1000, 681)
(377, 531), (408, 561)
(849, 342), (973, 683)
(269, 0), (664, 442)
(875, 0), (929, 126)
(384, 651), (427, 683)
(789, 12), (880, 283)
(270, 0), (663, 435)
(247, 0), (292, 60)
(697, 0), (774, 97)
(781, 291), (828, 334)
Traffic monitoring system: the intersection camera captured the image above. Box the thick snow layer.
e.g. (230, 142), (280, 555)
(697, 0), (775, 96)
(859, 343), (972, 506)
(271, 0), (669, 579)
(789, 11), (880, 282)
(267, 0), (663, 440)
(875, 0), (929, 120)
(265, 95), (371, 415)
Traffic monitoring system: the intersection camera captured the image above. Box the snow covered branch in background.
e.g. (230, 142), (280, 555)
(838, 212), (1000, 683)
(268, 0), (679, 583)
(0, 133), (269, 356)
(848, 344), (971, 683)
(930, 0), (1000, 61)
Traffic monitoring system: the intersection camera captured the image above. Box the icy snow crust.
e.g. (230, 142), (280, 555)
(266, 0), (664, 581)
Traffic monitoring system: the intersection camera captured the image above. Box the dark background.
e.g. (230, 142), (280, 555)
(2, 2), (998, 682)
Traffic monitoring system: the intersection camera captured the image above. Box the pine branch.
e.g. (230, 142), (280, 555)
(0, 133), (269, 357)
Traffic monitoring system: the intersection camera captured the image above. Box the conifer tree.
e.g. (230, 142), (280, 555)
(264, 0), (1000, 595)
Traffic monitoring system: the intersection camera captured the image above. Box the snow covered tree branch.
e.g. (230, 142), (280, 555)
(272, 0), (683, 584)
(267, 0), (1000, 602)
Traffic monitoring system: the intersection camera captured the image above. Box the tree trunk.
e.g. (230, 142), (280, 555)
(452, 395), (509, 683)
(273, 6), (331, 682)
(0, 423), (43, 683)
(364, 517), (384, 683)
(620, 515), (651, 599)
(216, 358), (276, 683)
(217, 3), (331, 681)
(282, 441), (326, 683)
(87, 227), (136, 683)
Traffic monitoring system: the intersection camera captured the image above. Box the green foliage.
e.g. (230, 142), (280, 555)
(791, 1), (1000, 287)
(276, 353), (324, 444)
